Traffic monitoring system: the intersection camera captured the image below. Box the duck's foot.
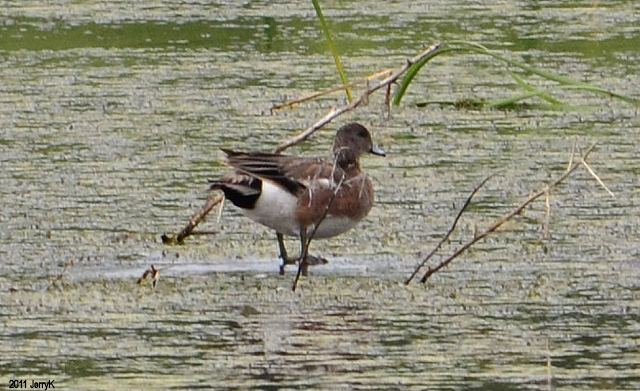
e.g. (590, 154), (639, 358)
(279, 254), (328, 276)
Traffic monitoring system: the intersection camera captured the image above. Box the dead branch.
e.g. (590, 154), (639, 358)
(161, 192), (224, 245)
(274, 43), (442, 153)
(44, 258), (75, 291)
(405, 175), (493, 285)
(416, 143), (598, 284)
(137, 264), (160, 288)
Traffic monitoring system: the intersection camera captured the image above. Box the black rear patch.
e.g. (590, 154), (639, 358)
(210, 178), (262, 209)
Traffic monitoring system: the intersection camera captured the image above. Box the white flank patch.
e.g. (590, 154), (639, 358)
(311, 215), (359, 239)
(242, 179), (362, 239)
(242, 180), (299, 236)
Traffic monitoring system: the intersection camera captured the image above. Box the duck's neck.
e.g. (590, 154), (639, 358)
(334, 149), (361, 174)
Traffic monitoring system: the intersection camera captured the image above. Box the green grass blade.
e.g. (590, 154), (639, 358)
(510, 72), (563, 106)
(396, 40), (638, 108)
(311, 0), (352, 102)
(449, 41), (639, 106)
(392, 45), (451, 106)
(487, 92), (549, 108)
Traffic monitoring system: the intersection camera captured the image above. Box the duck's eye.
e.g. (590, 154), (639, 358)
(357, 129), (368, 138)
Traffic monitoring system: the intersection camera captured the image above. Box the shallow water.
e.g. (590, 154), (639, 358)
(1, 1), (639, 389)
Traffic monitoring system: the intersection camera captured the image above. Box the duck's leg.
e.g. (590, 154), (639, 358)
(277, 232), (328, 275)
(277, 232), (295, 275)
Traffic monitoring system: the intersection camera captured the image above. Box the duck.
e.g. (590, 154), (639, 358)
(209, 122), (385, 278)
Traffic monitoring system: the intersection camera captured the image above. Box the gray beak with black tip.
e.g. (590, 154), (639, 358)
(370, 144), (386, 157)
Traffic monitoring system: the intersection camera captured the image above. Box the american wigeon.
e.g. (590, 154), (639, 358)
(209, 122), (385, 275)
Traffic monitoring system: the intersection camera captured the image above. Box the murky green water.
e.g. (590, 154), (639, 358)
(1, 1), (639, 389)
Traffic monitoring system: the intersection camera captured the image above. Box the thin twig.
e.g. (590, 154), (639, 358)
(271, 84), (356, 112)
(405, 175), (493, 285)
(567, 140), (576, 171)
(292, 176), (346, 291)
(385, 83), (392, 119)
(581, 159), (615, 197)
(546, 339), (553, 391)
(418, 143), (597, 283)
(542, 189), (551, 240)
(271, 70), (393, 112)
(274, 43), (442, 153)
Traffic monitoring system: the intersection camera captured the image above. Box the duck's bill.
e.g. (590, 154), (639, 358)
(370, 144), (386, 156)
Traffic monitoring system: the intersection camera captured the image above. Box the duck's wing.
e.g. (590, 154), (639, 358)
(221, 148), (342, 195)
